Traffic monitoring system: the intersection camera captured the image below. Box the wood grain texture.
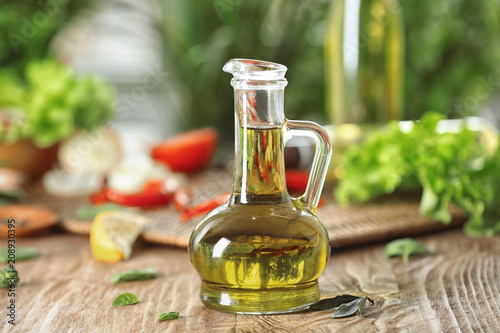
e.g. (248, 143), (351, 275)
(1, 230), (499, 332)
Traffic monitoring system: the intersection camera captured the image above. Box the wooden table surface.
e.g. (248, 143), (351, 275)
(1, 228), (499, 333)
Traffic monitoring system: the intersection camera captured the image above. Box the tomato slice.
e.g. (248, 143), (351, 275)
(90, 181), (173, 208)
(285, 169), (310, 192)
(151, 127), (218, 173)
(180, 192), (231, 222)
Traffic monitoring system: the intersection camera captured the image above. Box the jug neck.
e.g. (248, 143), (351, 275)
(230, 88), (290, 205)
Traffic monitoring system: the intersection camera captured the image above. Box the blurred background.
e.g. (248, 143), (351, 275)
(1, 0), (500, 165)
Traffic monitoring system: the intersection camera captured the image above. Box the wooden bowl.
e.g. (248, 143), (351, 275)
(0, 139), (59, 181)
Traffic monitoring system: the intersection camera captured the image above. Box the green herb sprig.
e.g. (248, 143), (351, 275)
(77, 204), (124, 220)
(385, 238), (428, 262)
(110, 268), (158, 284)
(158, 311), (179, 321)
(112, 293), (139, 306)
(0, 247), (38, 263)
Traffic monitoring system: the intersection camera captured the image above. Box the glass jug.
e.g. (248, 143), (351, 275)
(189, 59), (332, 314)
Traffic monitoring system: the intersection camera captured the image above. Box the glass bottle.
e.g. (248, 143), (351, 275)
(325, 0), (404, 124)
(189, 59), (332, 314)
(324, 0), (404, 178)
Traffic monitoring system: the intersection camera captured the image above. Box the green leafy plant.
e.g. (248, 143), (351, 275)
(335, 112), (500, 236)
(112, 292), (139, 306)
(385, 238), (428, 262)
(110, 268), (158, 284)
(0, 59), (115, 147)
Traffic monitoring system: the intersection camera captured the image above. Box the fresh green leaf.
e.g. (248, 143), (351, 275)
(310, 294), (360, 311)
(110, 268), (158, 284)
(111, 293), (139, 306)
(77, 204), (124, 220)
(0, 267), (19, 288)
(385, 238), (428, 262)
(0, 247), (38, 263)
(158, 311), (180, 321)
(331, 296), (370, 318)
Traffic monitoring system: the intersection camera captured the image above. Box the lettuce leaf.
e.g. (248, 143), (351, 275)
(335, 112), (500, 236)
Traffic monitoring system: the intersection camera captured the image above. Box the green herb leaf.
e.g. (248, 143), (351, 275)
(158, 311), (180, 321)
(0, 267), (19, 288)
(110, 268), (158, 284)
(331, 296), (370, 318)
(0, 247), (38, 263)
(77, 203), (124, 220)
(0, 188), (28, 204)
(385, 238), (428, 262)
(111, 292), (139, 306)
(309, 294), (361, 311)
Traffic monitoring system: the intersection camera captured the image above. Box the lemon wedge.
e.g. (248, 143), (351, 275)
(90, 211), (147, 262)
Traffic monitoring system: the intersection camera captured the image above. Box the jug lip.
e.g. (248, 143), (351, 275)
(223, 58), (287, 81)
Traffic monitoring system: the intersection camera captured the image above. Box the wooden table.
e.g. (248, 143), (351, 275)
(1, 229), (499, 332)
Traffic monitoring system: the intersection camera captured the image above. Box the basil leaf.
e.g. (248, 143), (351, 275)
(0, 247), (38, 263)
(158, 311), (180, 321)
(0, 188), (28, 204)
(332, 296), (369, 318)
(0, 267), (19, 288)
(110, 268), (158, 284)
(385, 238), (428, 262)
(112, 292), (139, 306)
(309, 294), (360, 311)
(77, 203), (124, 220)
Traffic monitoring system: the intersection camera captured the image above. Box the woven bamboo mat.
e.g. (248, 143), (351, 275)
(29, 169), (466, 249)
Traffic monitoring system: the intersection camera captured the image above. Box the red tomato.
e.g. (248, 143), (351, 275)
(285, 169), (310, 192)
(90, 181), (173, 208)
(151, 127), (218, 173)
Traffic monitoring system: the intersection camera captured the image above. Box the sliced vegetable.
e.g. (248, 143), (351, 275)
(180, 192), (231, 222)
(58, 127), (122, 174)
(43, 170), (103, 197)
(106, 180), (173, 208)
(285, 169), (310, 192)
(91, 181), (174, 209)
(151, 127), (218, 173)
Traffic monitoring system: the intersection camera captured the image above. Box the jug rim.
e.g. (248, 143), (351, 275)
(223, 59), (287, 81)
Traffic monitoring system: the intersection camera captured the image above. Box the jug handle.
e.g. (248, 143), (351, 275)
(285, 120), (332, 213)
